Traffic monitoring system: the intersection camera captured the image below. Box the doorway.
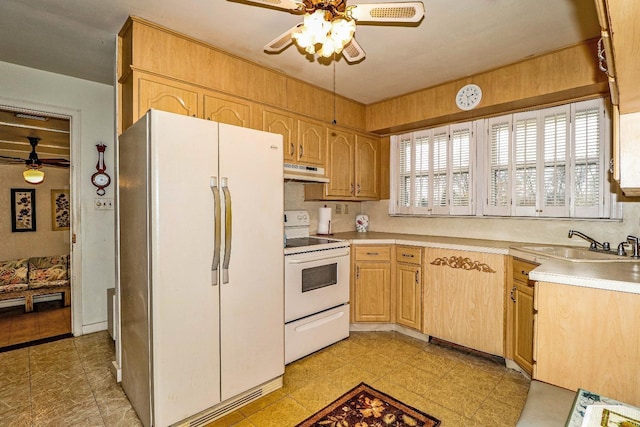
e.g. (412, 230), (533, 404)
(0, 104), (74, 350)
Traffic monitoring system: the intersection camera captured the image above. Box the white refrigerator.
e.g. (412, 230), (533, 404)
(118, 110), (284, 427)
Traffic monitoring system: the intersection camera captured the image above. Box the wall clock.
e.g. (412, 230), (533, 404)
(91, 143), (111, 196)
(455, 84), (483, 111)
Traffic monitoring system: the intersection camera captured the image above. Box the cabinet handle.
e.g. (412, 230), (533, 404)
(510, 286), (516, 303)
(521, 270), (529, 276)
(356, 265), (360, 279)
(415, 270), (419, 284)
(366, 252), (379, 256)
(299, 145), (303, 158)
(289, 143), (295, 157)
(350, 183), (355, 195)
(402, 253), (415, 258)
(357, 183), (361, 195)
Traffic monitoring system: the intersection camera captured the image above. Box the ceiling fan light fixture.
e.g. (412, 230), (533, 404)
(292, 10), (356, 58)
(23, 165), (45, 184)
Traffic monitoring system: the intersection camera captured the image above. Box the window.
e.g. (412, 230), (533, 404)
(391, 98), (612, 219)
(391, 124), (474, 215)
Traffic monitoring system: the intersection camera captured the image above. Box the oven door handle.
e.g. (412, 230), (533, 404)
(286, 250), (350, 264)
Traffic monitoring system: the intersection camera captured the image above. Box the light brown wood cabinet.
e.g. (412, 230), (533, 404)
(203, 93), (255, 129)
(305, 132), (379, 201)
(123, 72), (200, 130)
(352, 245), (391, 322)
(534, 281), (640, 407)
(510, 257), (538, 375)
(423, 248), (506, 356)
(594, 0), (640, 196)
(263, 110), (326, 169)
(395, 246), (422, 331)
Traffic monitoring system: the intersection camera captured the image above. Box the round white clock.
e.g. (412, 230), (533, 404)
(455, 84), (483, 111)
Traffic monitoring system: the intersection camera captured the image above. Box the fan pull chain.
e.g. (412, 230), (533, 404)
(332, 59), (337, 125)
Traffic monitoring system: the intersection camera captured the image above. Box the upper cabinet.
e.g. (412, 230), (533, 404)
(594, 0), (640, 196)
(305, 131), (380, 201)
(262, 110), (326, 168)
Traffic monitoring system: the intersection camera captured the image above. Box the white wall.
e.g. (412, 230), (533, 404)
(0, 61), (114, 334)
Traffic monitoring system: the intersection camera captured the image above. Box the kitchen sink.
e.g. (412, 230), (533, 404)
(512, 245), (640, 262)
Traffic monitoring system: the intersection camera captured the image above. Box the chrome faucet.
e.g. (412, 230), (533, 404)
(627, 235), (640, 259)
(568, 230), (601, 250)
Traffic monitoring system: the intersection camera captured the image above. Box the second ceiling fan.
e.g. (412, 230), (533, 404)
(238, 0), (425, 62)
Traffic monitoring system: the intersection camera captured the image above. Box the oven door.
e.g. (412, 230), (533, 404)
(284, 247), (350, 323)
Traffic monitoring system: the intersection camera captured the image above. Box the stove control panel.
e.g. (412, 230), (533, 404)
(284, 210), (310, 227)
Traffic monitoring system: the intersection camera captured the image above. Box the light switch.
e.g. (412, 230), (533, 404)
(95, 198), (114, 210)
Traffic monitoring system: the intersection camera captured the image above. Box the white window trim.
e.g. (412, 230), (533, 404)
(391, 97), (616, 220)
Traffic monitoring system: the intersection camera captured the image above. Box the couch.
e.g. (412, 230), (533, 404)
(0, 255), (71, 312)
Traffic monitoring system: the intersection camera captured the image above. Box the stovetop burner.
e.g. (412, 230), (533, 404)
(285, 236), (338, 249)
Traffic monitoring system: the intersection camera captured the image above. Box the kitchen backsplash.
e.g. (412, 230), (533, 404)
(285, 181), (640, 245)
(284, 182), (361, 234)
(361, 199), (640, 246)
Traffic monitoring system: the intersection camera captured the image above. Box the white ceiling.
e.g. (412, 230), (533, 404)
(0, 0), (600, 105)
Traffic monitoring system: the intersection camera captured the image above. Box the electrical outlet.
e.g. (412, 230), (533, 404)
(344, 204), (349, 214)
(95, 198), (113, 210)
(335, 204), (342, 214)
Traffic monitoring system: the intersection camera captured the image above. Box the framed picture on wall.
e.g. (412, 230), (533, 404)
(51, 189), (70, 231)
(11, 189), (36, 232)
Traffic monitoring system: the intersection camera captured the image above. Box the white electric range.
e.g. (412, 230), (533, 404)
(283, 210), (350, 364)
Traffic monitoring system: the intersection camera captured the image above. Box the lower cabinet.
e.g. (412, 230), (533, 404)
(534, 281), (640, 406)
(510, 257), (537, 375)
(352, 245), (391, 322)
(395, 246), (423, 331)
(423, 248), (506, 356)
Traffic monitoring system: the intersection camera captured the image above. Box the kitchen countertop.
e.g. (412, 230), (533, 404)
(329, 231), (640, 294)
(329, 231), (516, 254)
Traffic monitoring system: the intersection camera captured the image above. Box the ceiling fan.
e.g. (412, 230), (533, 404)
(238, 0), (425, 62)
(0, 137), (70, 168)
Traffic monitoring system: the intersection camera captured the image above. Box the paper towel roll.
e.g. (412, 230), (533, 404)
(318, 207), (332, 235)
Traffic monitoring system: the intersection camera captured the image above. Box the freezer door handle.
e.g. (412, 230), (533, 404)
(210, 176), (221, 286)
(221, 177), (232, 284)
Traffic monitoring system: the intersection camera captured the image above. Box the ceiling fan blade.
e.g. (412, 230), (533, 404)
(264, 23), (303, 53)
(341, 38), (366, 63)
(348, 2), (425, 23)
(0, 155), (27, 165)
(235, 0), (305, 12)
(40, 158), (71, 168)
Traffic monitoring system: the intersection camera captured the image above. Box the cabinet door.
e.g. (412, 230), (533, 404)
(298, 120), (325, 166)
(424, 248), (505, 356)
(138, 76), (199, 120)
(535, 282), (640, 406)
(355, 135), (379, 199)
(512, 281), (534, 374)
(326, 129), (355, 198)
(263, 110), (296, 163)
(203, 94), (251, 128)
(354, 261), (391, 322)
(396, 263), (421, 330)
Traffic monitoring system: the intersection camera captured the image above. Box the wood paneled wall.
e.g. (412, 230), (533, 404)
(365, 40), (608, 135)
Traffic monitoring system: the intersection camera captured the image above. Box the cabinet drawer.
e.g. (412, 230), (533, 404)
(396, 246), (422, 265)
(354, 246), (391, 261)
(512, 258), (538, 286)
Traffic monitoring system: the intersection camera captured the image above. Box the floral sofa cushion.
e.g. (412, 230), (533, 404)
(28, 255), (69, 289)
(0, 258), (29, 293)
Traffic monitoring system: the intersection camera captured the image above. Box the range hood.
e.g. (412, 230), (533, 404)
(284, 163), (329, 183)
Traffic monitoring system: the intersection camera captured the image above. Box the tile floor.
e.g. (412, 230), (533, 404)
(0, 330), (530, 426)
(0, 301), (71, 349)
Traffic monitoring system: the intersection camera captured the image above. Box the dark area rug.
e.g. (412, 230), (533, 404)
(296, 382), (441, 427)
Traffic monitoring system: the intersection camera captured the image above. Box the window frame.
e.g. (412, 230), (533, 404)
(390, 97), (614, 219)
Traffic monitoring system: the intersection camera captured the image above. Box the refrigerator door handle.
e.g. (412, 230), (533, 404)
(210, 176), (221, 286)
(221, 177), (232, 284)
